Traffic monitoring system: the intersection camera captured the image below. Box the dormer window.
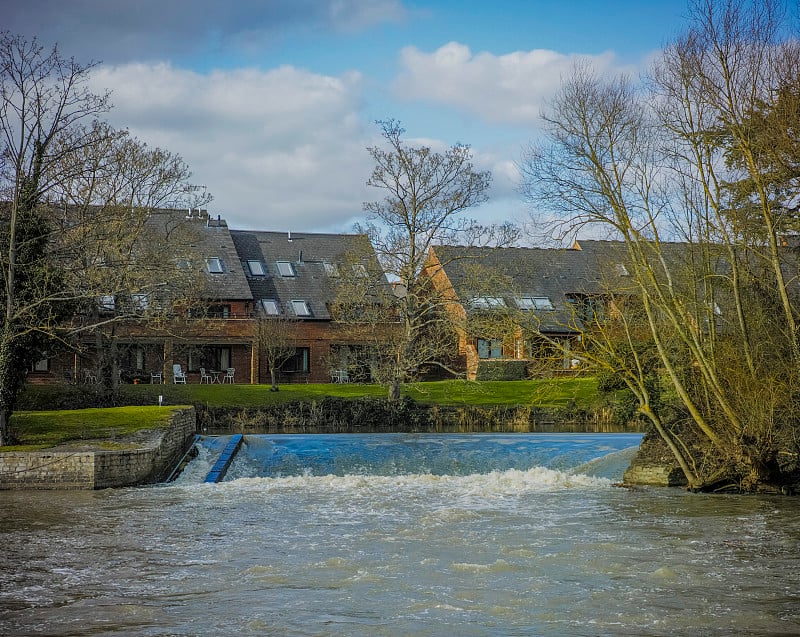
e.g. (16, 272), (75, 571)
(533, 297), (555, 310)
(352, 263), (368, 277)
(261, 299), (280, 315)
(277, 261), (296, 277)
(247, 260), (266, 276)
(291, 300), (311, 316)
(471, 296), (505, 309)
(206, 257), (223, 274)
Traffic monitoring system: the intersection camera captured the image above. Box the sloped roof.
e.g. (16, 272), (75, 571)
(146, 211), (253, 300)
(431, 244), (605, 332)
(230, 230), (377, 320)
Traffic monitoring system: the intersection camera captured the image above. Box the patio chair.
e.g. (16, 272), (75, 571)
(222, 367), (235, 383)
(173, 364), (187, 384)
(199, 367), (212, 384)
(150, 371), (163, 384)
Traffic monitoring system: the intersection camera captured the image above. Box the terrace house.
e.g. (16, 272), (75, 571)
(28, 210), (390, 385)
(423, 242), (614, 379)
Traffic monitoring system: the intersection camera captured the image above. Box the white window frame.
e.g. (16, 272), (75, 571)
(291, 300), (311, 316)
(206, 257), (223, 274)
(261, 299), (280, 315)
(276, 261), (296, 277)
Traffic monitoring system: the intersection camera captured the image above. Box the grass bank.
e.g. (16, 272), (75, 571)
(6, 405), (181, 452)
(18, 377), (600, 410)
(8, 377), (607, 450)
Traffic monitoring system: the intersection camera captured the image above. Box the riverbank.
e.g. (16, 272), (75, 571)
(2, 380), (654, 489)
(0, 407), (195, 489)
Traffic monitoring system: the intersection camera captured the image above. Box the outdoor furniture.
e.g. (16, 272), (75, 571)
(83, 369), (97, 384)
(330, 369), (349, 383)
(150, 371), (163, 384)
(222, 367), (235, 383)
(209, 370), (222, 383)
(173, 364), (187, 384)
(199, 367), (212, 384)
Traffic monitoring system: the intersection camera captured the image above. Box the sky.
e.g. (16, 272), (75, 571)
(3, 0), (692, 237)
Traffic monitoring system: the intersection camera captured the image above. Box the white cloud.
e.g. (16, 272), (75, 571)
(90, 63), (375, 231)
(393, 42), (637, 127)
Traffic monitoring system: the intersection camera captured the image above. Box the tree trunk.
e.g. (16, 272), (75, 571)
(270, 366), (279, 391)
(0, 324), (22, 446)
(388, 377), (401, 402)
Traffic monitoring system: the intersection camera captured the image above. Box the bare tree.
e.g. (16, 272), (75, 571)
(521, 0), (800, 491)
(356, 119), (516, 400)
(0, 33), (109, 444)
(0, 34), (209, 443)
(254, 308), (299, 391)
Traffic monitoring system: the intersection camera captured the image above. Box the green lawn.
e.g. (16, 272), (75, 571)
(108, 377), (599, 408)
(8, 377), (600, 451)
(6, 405), (180, 451)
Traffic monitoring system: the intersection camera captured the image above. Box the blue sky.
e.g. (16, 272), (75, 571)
(4, 0), (690, 236)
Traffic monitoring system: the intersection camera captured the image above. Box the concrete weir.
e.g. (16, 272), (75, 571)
(204, 434), (244, 483)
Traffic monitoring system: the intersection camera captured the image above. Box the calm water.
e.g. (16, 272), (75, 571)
(2, 433), (800, 636)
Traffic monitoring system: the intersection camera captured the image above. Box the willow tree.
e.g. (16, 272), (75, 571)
(522, 0), (800, 492)
(355, 119), (515, 400)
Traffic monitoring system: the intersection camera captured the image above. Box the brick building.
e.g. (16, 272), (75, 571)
(27, 210), (390, 385)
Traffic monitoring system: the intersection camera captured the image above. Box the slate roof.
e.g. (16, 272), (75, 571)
(431, 244), (606, 332)
(146, 211), (253, 300)
(230, 230), (377, 320)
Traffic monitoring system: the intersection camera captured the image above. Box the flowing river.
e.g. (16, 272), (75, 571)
(2, 433), (799, 636)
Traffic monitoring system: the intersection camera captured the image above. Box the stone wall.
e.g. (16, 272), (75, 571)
(623, 429), (687, 487)
(0, 408), (196, 490)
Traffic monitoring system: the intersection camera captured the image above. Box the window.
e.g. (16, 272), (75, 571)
(291, 300), (311, 316)
(323, 262), (339, 277)
(517, 296), (554, 310)
(352, 263), (368, 277)
(188, 346), (231, 373)
(477, 338), (503, 359)
(132, 293), (149, 312)
(614, 262), (630, 276)
(281, 347), (310, 373)
(516, 297), (535, 310)
(471, 297), (505, 309)
(568, 295), (605, 325)
(30, 357), (49, 372)
(208, 304), (231, 318)
(98, 295), (115, 312)
(206, 257), (223, 274)
(246, 260), (266, 276)
(276, 261), (295, 277)
(261, 299), (280, 315)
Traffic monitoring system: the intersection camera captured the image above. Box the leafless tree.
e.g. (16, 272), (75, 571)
(355, 119), (517, 400)
(521, 0), (800, 491)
